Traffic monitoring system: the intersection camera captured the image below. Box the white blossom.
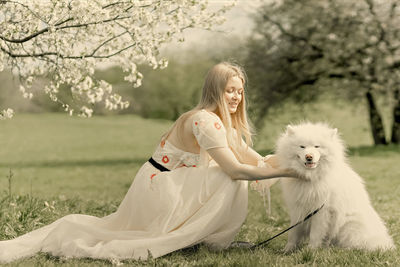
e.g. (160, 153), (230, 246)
(0, 108), (14, 120)
(19, 85), (33, 99)
(79, 106), (93, 118)
(0, 0), (233, 117)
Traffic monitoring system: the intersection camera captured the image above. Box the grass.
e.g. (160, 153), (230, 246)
(0, 113), (171, 201)
(0, 111), (399, 266)
(253, 95), (374, 150)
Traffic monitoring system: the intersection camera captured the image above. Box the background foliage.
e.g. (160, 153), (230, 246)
(245, 0), (400, 145)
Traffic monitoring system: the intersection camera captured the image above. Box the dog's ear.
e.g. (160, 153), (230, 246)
(286, 125), (295, 136)
(331, 128), (338, 138)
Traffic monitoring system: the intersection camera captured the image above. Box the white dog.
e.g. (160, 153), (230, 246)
(276, 122), (395, 252)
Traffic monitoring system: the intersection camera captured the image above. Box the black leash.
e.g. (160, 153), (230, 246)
(250, 203), (325, 250)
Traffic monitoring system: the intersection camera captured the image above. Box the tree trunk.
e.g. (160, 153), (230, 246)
(366, 91), (387, 145)
(390, 88), (400, 144)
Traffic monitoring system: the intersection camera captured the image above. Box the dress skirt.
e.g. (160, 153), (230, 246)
(0, 162), (248, 262)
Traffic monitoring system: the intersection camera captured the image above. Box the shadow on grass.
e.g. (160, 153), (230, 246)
(0, 157), (148, 168)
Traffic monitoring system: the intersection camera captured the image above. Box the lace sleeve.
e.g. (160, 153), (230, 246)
(192, 110), (228, 150)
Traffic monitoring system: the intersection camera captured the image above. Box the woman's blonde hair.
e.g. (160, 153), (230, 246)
(163, 62), (254, 159)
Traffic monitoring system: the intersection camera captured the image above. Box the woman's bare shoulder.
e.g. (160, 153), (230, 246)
(175, 109), (221, 135)
(179, 110), (200, 127)
(190, 109), (220, 122)
(181, 109), (206, 126)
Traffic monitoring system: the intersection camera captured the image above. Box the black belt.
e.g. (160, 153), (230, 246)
(148, 157), (170, 172)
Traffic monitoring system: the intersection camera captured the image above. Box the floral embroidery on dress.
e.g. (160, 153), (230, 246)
(150, 173), (156, 180)
(160, 140), (166, 148)
(192, 118), (205, 136)
(214, 122), (221, 130)
(162, 155), (169, 164)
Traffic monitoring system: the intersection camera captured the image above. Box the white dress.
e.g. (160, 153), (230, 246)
(0, 110), (248, 263)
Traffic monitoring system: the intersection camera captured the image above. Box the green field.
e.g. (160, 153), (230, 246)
(0, 111), (399, 266)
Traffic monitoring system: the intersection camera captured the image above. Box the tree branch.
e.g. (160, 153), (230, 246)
(0, 17), (73, 43)
(364, 0), (386, 44)
(90, 30), (129, 56)
(102, 1), (151, 10)
(0, 14), (131, 44)
(263, 14), (323, 53)
(1, 41), (137, 59)
(2, 0), (46, 22)
(102, 1), (129, 9)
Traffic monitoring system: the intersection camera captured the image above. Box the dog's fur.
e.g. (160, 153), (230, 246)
(277, 122), (395, 252)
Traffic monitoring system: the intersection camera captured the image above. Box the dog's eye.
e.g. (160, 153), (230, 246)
(300, 145), (305, 149)
(315, 145), (320, 148)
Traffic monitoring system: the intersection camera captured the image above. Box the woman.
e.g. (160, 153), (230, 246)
(0, 62), (294, 263)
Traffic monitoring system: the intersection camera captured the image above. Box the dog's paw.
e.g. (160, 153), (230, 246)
(283, 243), (298, 254)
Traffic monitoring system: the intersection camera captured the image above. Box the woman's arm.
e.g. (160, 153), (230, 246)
(236, 138), (279, 168)
(237, 144), (263, 166)
(263, 154), (280, 169)
(207, 147), (296, 181)
(236, 141), (281, 169)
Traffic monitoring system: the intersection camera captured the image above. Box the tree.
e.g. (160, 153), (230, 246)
(0, 0), (232, 118)
(246, 0), (400, 144)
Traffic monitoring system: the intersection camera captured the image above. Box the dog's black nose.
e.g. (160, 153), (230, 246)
(305, 154), (313, 161)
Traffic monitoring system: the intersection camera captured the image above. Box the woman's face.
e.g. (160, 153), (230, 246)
(224, 76), (243, 114)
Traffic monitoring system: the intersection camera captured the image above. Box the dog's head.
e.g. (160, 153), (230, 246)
(276, 122), (345, 178)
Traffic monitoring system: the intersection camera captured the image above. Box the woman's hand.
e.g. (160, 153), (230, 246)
(263, 154), (301, 178)
(263, 154), (280, 169)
